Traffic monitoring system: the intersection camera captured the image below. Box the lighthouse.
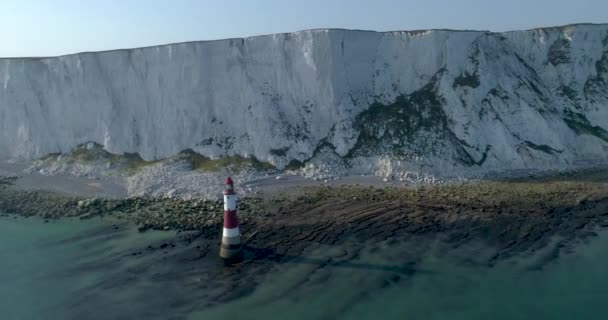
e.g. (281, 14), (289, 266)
(220, 177), (243, 263)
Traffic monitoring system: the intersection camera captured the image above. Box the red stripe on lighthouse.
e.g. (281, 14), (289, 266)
(223, 210), (239, 229)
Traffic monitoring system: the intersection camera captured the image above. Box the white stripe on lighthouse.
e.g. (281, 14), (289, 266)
(224, 194), (237, 211)
(223, 227), (240, 237)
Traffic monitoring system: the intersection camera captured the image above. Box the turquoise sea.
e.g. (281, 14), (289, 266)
(1, 215), (607, 320)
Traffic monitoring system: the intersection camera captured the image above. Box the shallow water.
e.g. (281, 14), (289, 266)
(1, 216), (607, 319)
(0, 216), (175, 320)
(192, 234), (608, 320)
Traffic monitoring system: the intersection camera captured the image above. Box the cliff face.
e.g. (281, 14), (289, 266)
(1, 24), (607, 176)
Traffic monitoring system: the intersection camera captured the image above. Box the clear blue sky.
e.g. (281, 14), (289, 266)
(0, 0), (606, 57)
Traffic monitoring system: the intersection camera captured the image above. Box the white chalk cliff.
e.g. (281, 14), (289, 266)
(1, 23), (607, 177)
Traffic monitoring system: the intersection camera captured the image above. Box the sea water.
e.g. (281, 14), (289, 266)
(192, 233), (608, 320)
(0, 216), (174, 320)
(2, 215), (607, 320)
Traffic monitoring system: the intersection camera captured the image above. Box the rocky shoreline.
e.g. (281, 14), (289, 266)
(2, 173), (608, 258)
(0, 181), (273, 232)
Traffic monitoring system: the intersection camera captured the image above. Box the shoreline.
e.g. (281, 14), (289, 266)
(2, 171), (608, 255)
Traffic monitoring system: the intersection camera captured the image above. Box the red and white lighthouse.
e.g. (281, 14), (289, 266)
(220, 177), (243, 262)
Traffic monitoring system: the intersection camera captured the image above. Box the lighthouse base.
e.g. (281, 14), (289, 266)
(220, 235), (243, 264)
(220, 248), (244, 265)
